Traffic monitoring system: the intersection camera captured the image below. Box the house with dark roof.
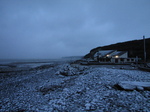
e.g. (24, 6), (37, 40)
(94, 50), (136, 63)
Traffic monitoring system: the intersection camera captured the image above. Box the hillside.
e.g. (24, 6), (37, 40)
(84, 38), (150, 61)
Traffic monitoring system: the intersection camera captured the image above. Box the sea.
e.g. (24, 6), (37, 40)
(0, 59), (59, 64)
(0, 56), (83, 64)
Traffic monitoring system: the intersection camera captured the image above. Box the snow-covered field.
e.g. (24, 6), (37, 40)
(0, 61), (150, 112)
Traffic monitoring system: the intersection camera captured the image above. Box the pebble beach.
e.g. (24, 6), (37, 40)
(0, 60), (150, 112)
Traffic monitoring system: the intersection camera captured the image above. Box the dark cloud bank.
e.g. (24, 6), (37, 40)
(0, 0), (150, 59)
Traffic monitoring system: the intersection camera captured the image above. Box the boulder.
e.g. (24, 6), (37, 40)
(55, 64), (85, 76)
(136, 86), (144, 91)
(115, 81), (150, 91)
(38, 84), (62, 94)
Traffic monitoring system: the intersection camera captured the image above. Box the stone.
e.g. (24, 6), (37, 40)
(90, 104), (97, 110)
(106, 85), (112, 89)
(98, 82), (102, 84)
(55, 71), (60, 75)
(39, 84), (62, 94)
(63, 88), (69, 92)
(120, 67), (124, 69)
(85, 103), (91, 110)
(58, 75), (65, 78)
(136, 86), (144, 91)
(115, 81), (150, 91)
(60, 70), (68, 76)
(55, 63), (81, 76)
(115, 82), (136, 91)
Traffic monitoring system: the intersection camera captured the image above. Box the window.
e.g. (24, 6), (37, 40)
(121, 58), (124, 62)
(131, 59), (134, 62)
(127, 59), (130, 61)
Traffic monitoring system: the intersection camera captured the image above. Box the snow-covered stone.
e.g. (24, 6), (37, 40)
(55, 64), (79, 76)
(116, 82), (137, 91)
(115, 81), (150, 91)
(38, 84), (63, 94)
(85, 103), (91, 110)
(1, 61), (150, 112)
(136, 86), (144, 91)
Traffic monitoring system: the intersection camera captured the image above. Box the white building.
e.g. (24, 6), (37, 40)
(94, 50), (136, 63)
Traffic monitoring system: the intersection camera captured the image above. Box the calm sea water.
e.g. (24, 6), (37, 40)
(0, 57), (79, 64)
(0, 59), (60, 64)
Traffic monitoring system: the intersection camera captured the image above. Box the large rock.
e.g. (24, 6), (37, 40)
(55, 64), (87, 76)
(38, 84), (63, 94)
(115, 81), (150, 91)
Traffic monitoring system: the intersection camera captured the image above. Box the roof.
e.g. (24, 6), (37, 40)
(94, 50), (127, 58)
(112, 51), (127, 56)
(103, 50), (116, 57)
(94, 50), (116, 57)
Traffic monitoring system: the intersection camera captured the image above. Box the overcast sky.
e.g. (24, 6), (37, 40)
(0, 0), (150, 59)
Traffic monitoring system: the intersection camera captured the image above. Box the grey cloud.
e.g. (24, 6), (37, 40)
(0, 0), (150, 59)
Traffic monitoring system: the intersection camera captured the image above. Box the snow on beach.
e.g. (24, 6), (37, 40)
(0, 60), (150, 112)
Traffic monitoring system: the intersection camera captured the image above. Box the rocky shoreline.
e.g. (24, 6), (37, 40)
(0, 61), (150, 112)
